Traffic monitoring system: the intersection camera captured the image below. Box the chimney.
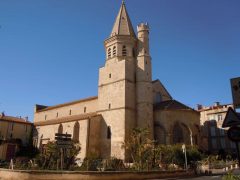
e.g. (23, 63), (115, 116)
(197, 104), (203, 110)
(214, 102), (220, 107)
(1, 112), (5, 117)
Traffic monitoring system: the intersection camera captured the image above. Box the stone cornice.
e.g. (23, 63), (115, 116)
(36, 96), (98, 113)
(34, 112), (102, 126)
(97, 106), (135, 113)
(104, 35), (137, 45)
(98, 78), (134, 87)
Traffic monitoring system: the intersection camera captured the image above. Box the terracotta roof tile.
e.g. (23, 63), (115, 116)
(0, 116), (32, 125)
(197, 104), (232, 112)
(154, 100), (199, 114)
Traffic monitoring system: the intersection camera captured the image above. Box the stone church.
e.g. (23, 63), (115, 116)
(33, 2), (200, 161)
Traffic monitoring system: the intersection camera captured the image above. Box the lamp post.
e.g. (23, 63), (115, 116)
(182, 144), (188, 170)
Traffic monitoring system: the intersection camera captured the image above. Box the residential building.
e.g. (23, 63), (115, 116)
(0, 113), (33, 161)
(198, 102), (236, 154)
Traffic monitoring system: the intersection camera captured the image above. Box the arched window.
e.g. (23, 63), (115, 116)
(73, 121), (80, 143)
(173, 123), (183, 144)
(173, 123), (191, 145)
(108, 48), (111, 58)
(154, 124), (166, 144)
(107, 126), (111, 139)
(181, 123), (191, 145)
(113, 46), (116, 56)
(155, 93), (162, 104)
(58, 124), (63, 134)
(122, 45), (127, 56)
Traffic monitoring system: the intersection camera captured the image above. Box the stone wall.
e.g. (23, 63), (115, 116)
(35, 116), (102, 160)
(98, 51), (136, 160)
(34, 97), (98, 123)
(154, 110), (200, 146)
(0, 169), (194, 180)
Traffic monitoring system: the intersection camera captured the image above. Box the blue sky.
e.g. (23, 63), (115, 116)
(0, 0), (240, 121)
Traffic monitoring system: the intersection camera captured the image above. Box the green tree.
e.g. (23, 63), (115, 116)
(155, 144), (202, 169)
(122, 128), (154, 170)
(36, 141), (81, 170)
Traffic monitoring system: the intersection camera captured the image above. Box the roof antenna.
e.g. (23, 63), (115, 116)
(122, 0), (125, 4)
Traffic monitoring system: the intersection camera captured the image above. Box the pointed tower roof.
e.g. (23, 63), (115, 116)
(110, 1), (136, 37)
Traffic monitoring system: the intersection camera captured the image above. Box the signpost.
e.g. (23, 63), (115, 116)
(222, 107), (240, 128)
(55, 133), (72, 170)
(182, 144), (188, 170)
(227, 126), (240, 166)
(223, 77), (240, 166)
(223, 108), (240, 166)
(227, 126), (240, 142)
(231, 77), (240, 109)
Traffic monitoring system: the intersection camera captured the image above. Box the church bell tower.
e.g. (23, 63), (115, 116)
(98, 1), (137, 160)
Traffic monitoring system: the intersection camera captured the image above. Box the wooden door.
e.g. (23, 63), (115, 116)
(6, 144), (16, 161)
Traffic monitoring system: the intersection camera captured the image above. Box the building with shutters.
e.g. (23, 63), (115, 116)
(198, 102), (236, 154)
(0, 113), (33, 161)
